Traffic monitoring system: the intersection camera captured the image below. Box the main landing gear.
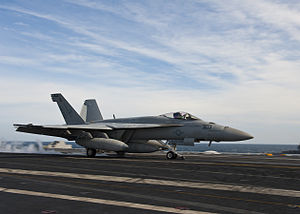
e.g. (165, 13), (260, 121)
(86, 148), (96, 158)
(116, 151), (125, 157)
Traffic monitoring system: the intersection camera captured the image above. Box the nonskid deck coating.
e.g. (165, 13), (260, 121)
(0, 152), (299, 214)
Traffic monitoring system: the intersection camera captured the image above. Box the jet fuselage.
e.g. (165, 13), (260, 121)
(14, 94), (253, 159)
(94, 115), (253, 143)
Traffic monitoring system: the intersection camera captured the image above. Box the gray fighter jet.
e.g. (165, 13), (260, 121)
(14, 93), (253, 159)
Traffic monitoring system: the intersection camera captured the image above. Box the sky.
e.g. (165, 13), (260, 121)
(0, 0), (300, 144)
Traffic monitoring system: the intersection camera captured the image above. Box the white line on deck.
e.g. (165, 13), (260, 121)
(0, 187), (214, 214)
(0, 168), (299, 198)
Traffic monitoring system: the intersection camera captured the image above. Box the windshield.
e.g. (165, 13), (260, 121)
(160, 112), (200, 120)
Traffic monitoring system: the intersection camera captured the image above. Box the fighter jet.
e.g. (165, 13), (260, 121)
(14, 93), (253, 159)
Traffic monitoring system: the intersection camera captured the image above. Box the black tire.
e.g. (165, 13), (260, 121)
(116, 151), (125, 157)
(166, 151), (177, 159)
(86, 148), (96, 157)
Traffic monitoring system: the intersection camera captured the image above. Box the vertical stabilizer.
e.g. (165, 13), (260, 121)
(51, 93), (85, 125)
(80, 99), (103, 122)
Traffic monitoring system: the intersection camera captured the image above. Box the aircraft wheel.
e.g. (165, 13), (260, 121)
(86, 148), (96, 157)
(116, 151), (125, 157)
(166, 151), (177, 159)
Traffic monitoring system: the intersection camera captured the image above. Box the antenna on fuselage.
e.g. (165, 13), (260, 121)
(113, 114), (116, 119)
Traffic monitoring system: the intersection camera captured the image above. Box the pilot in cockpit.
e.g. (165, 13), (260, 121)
(173, 112), (183, 119)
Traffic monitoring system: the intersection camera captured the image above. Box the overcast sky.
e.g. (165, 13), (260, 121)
(1, 0), (300, 144)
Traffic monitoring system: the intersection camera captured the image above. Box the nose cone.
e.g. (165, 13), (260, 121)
(224, 127), (253, 141)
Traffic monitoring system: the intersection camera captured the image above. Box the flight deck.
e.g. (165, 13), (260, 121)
(0, 152), (299, 214)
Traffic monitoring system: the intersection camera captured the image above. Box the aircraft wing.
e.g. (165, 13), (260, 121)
(104, 123), (182, 130)
(14, 123), (182, 139)
(13, 123), (114, 140)
(14, 124), (76, 140)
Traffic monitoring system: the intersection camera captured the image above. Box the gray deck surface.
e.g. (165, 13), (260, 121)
(0, 152), (299, 214)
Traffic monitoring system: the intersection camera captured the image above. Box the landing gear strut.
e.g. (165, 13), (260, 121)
(86, 148), (96, 157)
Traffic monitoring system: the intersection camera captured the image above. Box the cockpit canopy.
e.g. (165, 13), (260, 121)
(160, 112), (201, 120)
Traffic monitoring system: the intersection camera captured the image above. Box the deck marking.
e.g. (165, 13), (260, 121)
(2, 173), (297, 212)
(0, 168), (299, 198)
(2, 158), (298, 182)
(0, 187), (214, 214)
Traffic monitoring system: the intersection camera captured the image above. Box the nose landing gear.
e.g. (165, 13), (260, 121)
(166, 151), (177, 159)
(166, 144), (185, 160)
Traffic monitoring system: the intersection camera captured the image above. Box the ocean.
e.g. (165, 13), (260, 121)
(177, 143), (299, 154)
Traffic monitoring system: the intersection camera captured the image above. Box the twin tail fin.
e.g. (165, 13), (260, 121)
(51, 93), (85, 125)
